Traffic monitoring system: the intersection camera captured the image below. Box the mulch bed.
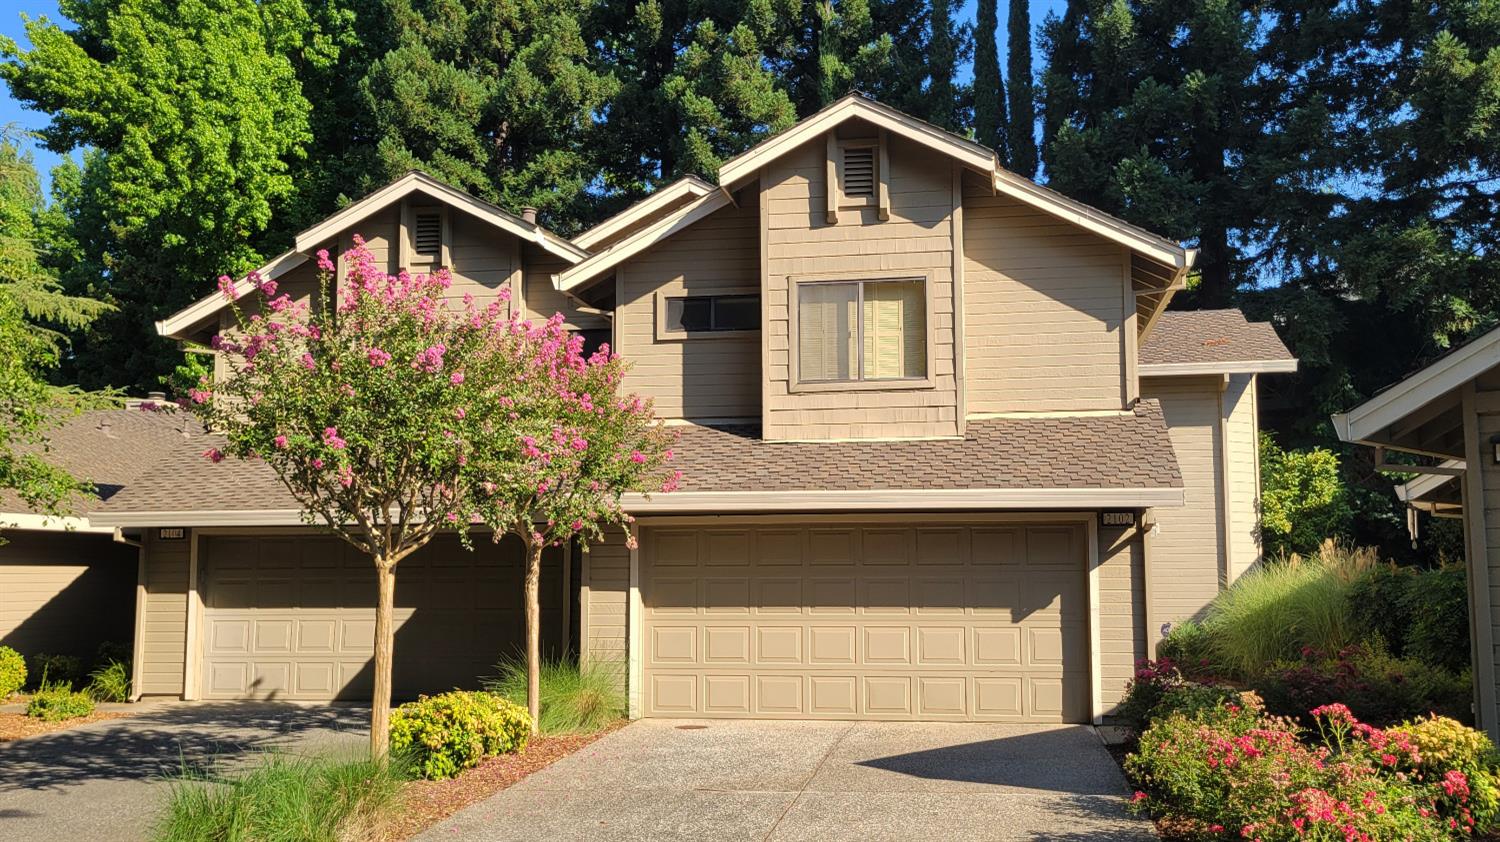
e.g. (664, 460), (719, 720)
(388, 724), (622, 839)
(0, 710), (132, 742)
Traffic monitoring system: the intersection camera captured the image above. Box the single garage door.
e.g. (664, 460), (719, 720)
(201, 534), (560, 700)
(641, 521), (1089, 721)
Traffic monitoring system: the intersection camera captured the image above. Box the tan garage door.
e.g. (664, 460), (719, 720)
(641, 521), (1089, 721)
(201, 534), (558, 701)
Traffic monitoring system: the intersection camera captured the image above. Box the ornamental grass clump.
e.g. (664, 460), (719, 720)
(192, 241), (676, 755)
(488, 657), (624, 735)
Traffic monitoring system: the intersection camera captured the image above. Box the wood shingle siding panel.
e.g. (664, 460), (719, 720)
(1224, 374), (1262, 581)
(583, 532), (630, 698)
(617, 195), (761, 420)
(445, 210), (514, 310)
(764, 134), (960, 440)
(1141, 377), (1226, 631)
(523, 246), (607, 330)
(140, 530), (190, 696)
(0, 532), (136, 656)
(962, 182), (1129, 413)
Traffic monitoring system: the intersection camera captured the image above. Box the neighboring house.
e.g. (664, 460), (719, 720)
(88, 94), (1295, 722)
(0, 405), (194, 671)
(1333, 325), (1500, 741)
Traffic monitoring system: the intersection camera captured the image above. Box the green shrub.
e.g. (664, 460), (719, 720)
(0, 646), (25, 698)
(1156, 620), (1214, 677)
(1390, 715), (1500, 832)
(1201, 544), (1373, 677)
(152, 751), (406, 842)
(26, 683), (95, 721)
(1116, 658), (1246, 734)
(95, 640), (132, 667)
(487, 657), (625, 735)
(389, 690), (530, 780)
(87, 659), (131, 703)
(1254, 641), (1471, 727)
(26, 653), (84, 689)
(1348, 562), (1413, 654)
(1403, 565), (1471, 673)
(1259, 433), (1352, 557)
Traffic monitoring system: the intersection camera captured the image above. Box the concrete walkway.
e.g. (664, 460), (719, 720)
(418, 720), (1156, 841)
(0, 701), (368, 841)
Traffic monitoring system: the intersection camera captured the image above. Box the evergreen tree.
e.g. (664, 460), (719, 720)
(924, 0), (962, 130)
(972, 0), (1009, 158)
(1005, 0), (1037, 176)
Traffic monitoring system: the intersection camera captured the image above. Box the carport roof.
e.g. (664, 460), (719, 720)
(88, 401), (1183, 526)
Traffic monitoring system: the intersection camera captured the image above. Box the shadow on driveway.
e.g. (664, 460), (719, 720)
(0, 701), (369, 794)
(852, 727), (1126, 795)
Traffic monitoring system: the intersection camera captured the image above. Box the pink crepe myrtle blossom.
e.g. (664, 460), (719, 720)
(273, 435), (288, 449)
(367, 347), (392, 367)
(217, 275), (239, 300)
(202, 447), (224, 463)
(300, 353), (315, 370)
(323, 427), (346, 450)
(450, 371), (465, 385)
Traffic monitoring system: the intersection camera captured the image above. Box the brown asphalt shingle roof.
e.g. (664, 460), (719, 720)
(1, 407), (202, 516)
(95, 400), (1181, 517)
(1141, 309), (1294, 367)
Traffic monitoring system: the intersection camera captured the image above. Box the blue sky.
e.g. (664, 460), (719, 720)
(1, 0), (1064, 198)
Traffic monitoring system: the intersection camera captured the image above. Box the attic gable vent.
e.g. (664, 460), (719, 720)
(413, 211), (443, 261)
(842, 145), (876, 197)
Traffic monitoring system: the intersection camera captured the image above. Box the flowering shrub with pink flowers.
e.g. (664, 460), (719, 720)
(191, 240), (675, 753)
(1126, 690), (1499, 840)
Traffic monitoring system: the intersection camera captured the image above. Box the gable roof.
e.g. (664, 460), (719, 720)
(158, 171), (587, 340)
(1140, 310), (1298, 375)
(1332, 322), (1500, 446)
(1, 407), (201, 532)
(555, 92), (1195, 296)
(572, 175), (716, 251)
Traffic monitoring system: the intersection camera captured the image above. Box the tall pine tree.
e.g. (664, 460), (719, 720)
(1005, 0), (1037, 176)
(923, 0), (963, 130)
(972, 0), (1009, 158)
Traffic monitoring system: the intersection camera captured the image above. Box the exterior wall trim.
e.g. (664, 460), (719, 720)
(0, 512), (111, 533)
(1461, 382), (1500, 740)
(1142, 360), (1299, 377)
(184, 530), (203, 700)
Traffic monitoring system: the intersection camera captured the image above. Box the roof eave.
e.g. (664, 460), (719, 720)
(1333, 323), (1500, 444)
(1140, 359), (1299, 377)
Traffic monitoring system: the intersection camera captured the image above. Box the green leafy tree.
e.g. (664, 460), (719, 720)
(972, 0), (1008, 157)
(196, 243), (676, 752)
(1260, 433), (1352, 558)
(1, 0), (312, 393)
(923, 0), (963, 130)
(1004, 0), (1036, 177)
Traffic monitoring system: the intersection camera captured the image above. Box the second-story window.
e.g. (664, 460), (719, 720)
(660, 293), (759, 337)
(797, 278), (927, 383)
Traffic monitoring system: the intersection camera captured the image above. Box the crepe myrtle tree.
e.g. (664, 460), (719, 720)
(192, 240), (676, 754)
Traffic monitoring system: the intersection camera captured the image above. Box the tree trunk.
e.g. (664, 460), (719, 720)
(371, 559), (397, 759)
(524, 539), (543, 732)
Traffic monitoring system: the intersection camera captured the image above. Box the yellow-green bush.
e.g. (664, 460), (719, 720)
(0, 646), (25, 698)
(1390, 715), (1500, 831)
(389, 690), (530, 780)
(26, 683), (95, 721)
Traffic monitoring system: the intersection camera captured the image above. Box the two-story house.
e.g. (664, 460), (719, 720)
(88, 94), (1294, 723)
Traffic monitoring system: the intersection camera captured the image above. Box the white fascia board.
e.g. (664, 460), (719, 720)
(553, 191), (734, 292)
(992, 169), (1188, 269)
(156, 250), (309, 339)
(572, 177), (715, 251)
(621, 488), (1186, 511)
(1333, 324), (1500, 443)
(718, 95), (996, 186)
(0, 512), (112, 533)
(1397, 465), (1461, 503)
(85, 487), (1186, 528)
(1140, 359), (1299, 377)
(293, 173), (588, 263)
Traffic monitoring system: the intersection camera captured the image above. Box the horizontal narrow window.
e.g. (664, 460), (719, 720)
(663, 294), (759, 334)
(797, 278), (926, 383)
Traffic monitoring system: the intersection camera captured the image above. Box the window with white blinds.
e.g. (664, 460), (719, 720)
(797, 278), (926, 383)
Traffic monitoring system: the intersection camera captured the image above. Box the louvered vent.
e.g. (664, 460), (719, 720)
(413, 212), (443, 260)
(842, 146), (876, 197)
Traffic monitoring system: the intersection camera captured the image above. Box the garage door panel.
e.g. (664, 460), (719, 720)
(704, 530), (752, 566)
(296, 620), (336, 652)
(643, 521), (1088, 722)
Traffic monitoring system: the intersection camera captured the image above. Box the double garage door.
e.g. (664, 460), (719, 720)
(200, 534), (557, 700)
(641, 521), (1089, 722)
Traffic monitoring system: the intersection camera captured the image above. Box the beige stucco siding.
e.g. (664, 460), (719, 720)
(1141, 376), (1225, 636)
(582, 533), (629, 699)
(139, 530), (190, 696)
(615, 194), (761, 420)
(1097, 523), (1146, 711)
(962, 183), (1129, 414)
(1225, 374), (1262, 580)
(0, 531), (136, 656)
(763, 131), (960, 440)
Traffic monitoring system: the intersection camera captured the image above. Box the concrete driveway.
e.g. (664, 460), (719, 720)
(419, 720), (1155, 841)
(0, 701), (368, 841)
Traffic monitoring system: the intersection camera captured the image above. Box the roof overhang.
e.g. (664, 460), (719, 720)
(157, 250), (308, 340)
(991, 169), (1191, 272)
(572, 176), (716, 251)
(1333, 323), (1500, 455)
(1140, 359), (1300, 377)
(87, 486), (1185, 527)
(554, 190), (735, 292)
(0, 511), (113, 534)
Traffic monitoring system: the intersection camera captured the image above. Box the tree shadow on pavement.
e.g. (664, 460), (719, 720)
(0, 701), (370, 793)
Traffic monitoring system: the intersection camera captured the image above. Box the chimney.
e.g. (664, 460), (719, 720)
(148, 390), (167, 402)
(521, 207), (538, 225)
